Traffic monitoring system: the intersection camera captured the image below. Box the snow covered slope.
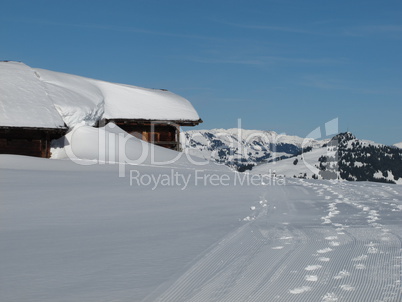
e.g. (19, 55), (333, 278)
(0, 61), (65, 128)
(394, 142), (402, 149)
(1, 155), (401, 302)
(0, 61), (200, 129)
(252, 147), (330, 179)
(253, 132), (402, 184)
(181, 128), (326, 170)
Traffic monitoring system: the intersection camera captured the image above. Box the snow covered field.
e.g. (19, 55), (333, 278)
(1, 155), (401, 302)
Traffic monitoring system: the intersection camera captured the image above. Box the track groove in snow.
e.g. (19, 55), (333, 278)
(144, 181), (402, 302)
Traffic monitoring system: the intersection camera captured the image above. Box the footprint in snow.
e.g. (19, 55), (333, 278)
(352, 254), (367, 261)
(321, 217), (332, 224)
(354, 263), (366, 270)
(340, 284), (355, 291)
(305, 275), (318, 282)
(333, 270), (350, 279)
(322, 292), (338, 301)
(368, 246), (379, 254)
(317, 247), (332, 254)
(305, 265), (322, 271)
(289, 286), (312, 294)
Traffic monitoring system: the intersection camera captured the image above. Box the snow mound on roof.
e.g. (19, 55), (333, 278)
(0, 62), (65, 128)
(99, 82), (200, 121)
(1, 61), (200, 129)
(35, 67), (200, 127)
(36, 68), (105, 127)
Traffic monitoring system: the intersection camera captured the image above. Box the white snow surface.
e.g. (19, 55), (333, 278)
(252, 147), (330, 178)
(0, 62), (65, 128)
(1, 153), (402, 302)
(1, 61), (200, 128)
(394, 142), (402, 149)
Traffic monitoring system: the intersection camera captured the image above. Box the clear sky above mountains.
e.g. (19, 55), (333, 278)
(1, 0), (401, 145)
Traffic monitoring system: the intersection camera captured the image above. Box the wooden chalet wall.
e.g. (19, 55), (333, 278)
(0, 127), (67, 158)
(103, 119), (181, 151)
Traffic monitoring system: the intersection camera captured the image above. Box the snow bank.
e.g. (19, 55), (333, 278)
(0, 62), (65, 128)
(51, 123), (226, 172)
(52, 123), (192, 167)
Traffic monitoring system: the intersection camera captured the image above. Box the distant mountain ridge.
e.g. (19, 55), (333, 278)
(181, 128), (326, 171)
(182, 129), (402, 184)
(318, 132), (402, 183)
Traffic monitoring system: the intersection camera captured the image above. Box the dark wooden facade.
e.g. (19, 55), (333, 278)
(102, 118), (202, 151)
(0, 127), (67, 158)
(0, 118), (201, 158)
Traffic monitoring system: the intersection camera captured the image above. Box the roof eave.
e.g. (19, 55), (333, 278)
(102, 118), (203, 127)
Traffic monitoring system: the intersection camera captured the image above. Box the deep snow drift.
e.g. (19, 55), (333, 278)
(50, 123), (205, 171)
(1, 153), (401, 302)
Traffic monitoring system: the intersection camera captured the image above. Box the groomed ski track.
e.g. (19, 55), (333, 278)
(145, 180), (402, 302)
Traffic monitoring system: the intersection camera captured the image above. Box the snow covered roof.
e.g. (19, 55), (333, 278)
(0, 61), (66, 128)
(0, 61), (201, 129)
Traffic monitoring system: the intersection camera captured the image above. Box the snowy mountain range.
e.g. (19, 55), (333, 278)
(183, 130), (402, 184)
(181, 129), (327, 171)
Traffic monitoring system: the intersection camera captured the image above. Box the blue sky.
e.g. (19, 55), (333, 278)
(1, 0), (401, 145)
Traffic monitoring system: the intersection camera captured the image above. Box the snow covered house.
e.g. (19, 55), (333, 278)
(0, 61), (202, 157)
